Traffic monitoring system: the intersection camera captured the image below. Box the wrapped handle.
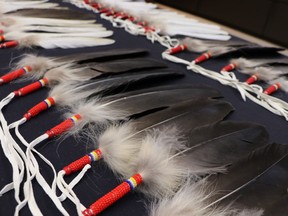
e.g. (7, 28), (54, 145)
(264, 83), (280, 95)
(168, 45), (187, 55)
(24, 97), (55, 120)
(46, 114), (81, 138)
(14, 78), (49, 97)
(63, 149), (102, 175)
(0, 66), (32, 84)
(193, 52), (211, 64)
(0, 40), (19, 49)
(83, 174), (143, 216)
(221, 63), (236, 72)
(245, 75), (258, 85)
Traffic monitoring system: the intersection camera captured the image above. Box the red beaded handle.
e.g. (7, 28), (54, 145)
(168, 45), (187, 55)
(63, 149), (102, 175)
(245, 74), (258, 85)
(0, 66), (32, 84)
(46, 114), (82, 138)
(82, 174), (143, 216)
(0, 40), (19, 49)
(63, 155), (91, 175)
(23, 97), (55, 121)
(264, 83), (281, 95)
(221, 63), (236, 72)
(14, 78), (49, 97)
(193, 52), (211, 64)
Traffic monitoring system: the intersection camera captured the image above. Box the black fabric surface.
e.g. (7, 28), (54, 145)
(0, 2), (287, 216)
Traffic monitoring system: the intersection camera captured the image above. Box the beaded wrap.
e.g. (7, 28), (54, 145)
(264, 83), (280, 95)
(0, 66), (32, 84)
(221, 63), (236, 72)
(14, 78), (49, 97)
(168, 45), (187, 55)
(194, 52), (211, 64)
(82, 174), (143, 216)
(45, 114), (81, 138)
(63, 149), (102, 175)
(24, 97), (55, 120)
(0, 40), (19, 49)
(245, 74), (259, 85)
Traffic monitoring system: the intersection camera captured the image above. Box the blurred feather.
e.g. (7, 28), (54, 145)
(204, 143), (288, 210)
(177, 121), (270, 176)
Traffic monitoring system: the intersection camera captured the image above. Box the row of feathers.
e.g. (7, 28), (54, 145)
(0, 0), (287, 216)
(0, 46), (287, 216)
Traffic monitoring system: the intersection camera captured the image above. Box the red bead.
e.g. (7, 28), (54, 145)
(168, 45), (187, 54)
(24, 97), (55, 120)
(0, 40), (19, 49)
(63, 155), (91, 175)
(14, 78), (49, 97)
(245, 74), (258, 85)
(221, 63), (236, 72)
(46, 114), (81, 138)
(264, 83), (281, 95)
(86, 182), (132, 215)
(193, 52), (211, 64)
(0, 66), (31, 84)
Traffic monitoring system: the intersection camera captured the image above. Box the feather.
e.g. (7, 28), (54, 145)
(87, 57), (167, 73)
(181, 38), (251, 54)
(264, 195), (288, 216)
(241, 66), (288, 83)
(203, 143), (288, 210)
(216, 153), (288, 213)
(0, 2), (59, 13)
(177, 121), (270, 176)
(96, 98), (233, 178)
(0, 16), (97, 27)
(272, 76), (288, 92)
(7, 8), (97, 20)
(2, 24), (113, 35)
(68, 87), (225, 134)
(9, 48), (148, 82)
(26, 57), (167, 84)
(3, 33), (114, 49)
(47, 69), (184, 107)
(230, 57), (288, 70)
(149, 178), (264, 216)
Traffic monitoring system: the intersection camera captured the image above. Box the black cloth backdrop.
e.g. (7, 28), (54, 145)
(0, 1), (287, 216)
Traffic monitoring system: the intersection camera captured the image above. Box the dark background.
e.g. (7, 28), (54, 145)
(0, 1), (287, 216)
(154, 0), (288, 48)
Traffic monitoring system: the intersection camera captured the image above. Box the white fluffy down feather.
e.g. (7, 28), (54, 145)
(231, 58), (262, 70)
(127, 127), (188, 198)
(12, 54), (62, 80)
(98, 123), (141, 177)
(64, 99), (130, 136)
(149, 179), (264, 216)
